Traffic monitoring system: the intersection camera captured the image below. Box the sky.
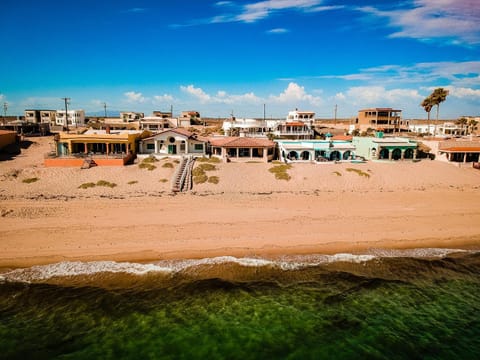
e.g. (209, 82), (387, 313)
(1, 0), (479, 119)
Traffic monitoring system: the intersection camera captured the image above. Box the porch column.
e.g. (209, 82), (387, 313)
(126, 143), (130, 154)
(106, 143), (109, 156)
(464, 153), (467, 163)
(401, 149), (405, 160)
(84, 143), (88, 154)
(263, 148), (267, 161)
(388, 149), (393, 160)
(185, 142), (188, 154)
(250, 148), (253, 159)
(154, 140), (158, 154)
(413, 149), (417, 160)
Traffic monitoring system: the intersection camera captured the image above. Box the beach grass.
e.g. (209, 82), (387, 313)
(162, 162), (174, 168)
(142, 157), (158, 163)
(193, 162), (218, 184)
(196, 157), (221, 163)
(346, 168), (370, 178)
(78, 182), (96, 189)
(193, 174), (208, 184)
(333, 171), (342, 176)
(139, 163), (156, 171)
(96, 180), (117, 188)
(208, 176), (220, 184)
(22, 177), (39, 184)
(127, 180), (138, 185)
(269, 164), (292, 181)
(159, 178), (168, 183)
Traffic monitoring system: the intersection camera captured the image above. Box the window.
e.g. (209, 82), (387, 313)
(194, 144), (203, 151)
(146, 143), (155, 150)
(239, 148), (250, 157)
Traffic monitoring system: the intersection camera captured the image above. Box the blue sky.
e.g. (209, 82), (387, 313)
(1, 0), (479, 119)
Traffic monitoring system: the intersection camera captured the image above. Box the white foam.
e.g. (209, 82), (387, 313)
(1, 248), (474, 282)
(2, 261), (172, 283)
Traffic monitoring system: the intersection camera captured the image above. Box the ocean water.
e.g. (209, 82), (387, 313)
(1, 249), (480, 360)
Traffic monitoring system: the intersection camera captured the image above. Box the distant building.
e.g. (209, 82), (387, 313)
(355, 108), (408, 133)
(120, 112), (144, 122)
(179, 111), (201, 127)
(222, 109), (315, 139)
(24, 109), (56, 125)
(55, 110), (85, 128)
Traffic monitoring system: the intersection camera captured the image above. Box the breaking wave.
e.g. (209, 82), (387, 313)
(0, 248), (474, 284)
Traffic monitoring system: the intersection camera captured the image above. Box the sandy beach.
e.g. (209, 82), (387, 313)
(1, 135), (480, 268)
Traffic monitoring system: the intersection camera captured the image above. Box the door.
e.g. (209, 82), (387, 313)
(168, 144), (177, 154)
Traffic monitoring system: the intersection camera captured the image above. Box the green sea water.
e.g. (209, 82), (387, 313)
(1, 252), (480, 359)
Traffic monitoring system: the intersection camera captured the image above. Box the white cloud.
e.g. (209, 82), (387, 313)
(237, 0), (324, 22)
(269, 82), (323, 106)
(358, 0), (480, 45)
(173, 0), (341, 27)
(267, 28), (289, 34)
(319, 61), (480, 88)
(153, 94), (174, 103)
(180, 85), (212, 103)
(445, 86), (480, 99)
(124, 91), (146, 103)
(344, 86), (423, 105)
(180, 84), (261, 105)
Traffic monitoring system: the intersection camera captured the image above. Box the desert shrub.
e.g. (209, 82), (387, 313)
(208, 176), (219, 184)
(346, 168), (370, 178)
(159, 178), (168, 183)
(139, 163), (156, 171)
(162, 162), (174, 168)
(78, 182), (96, 189)
(193, 174), (208, 184)
(198, 163), (216, 171)
(142, 156), (158, 163)
(96, 180), (117, 188)
(196, 157), (220, 163)
(173, 159), (180, 164)
(22, 177), (39, 184)
(333, 171), (342, 176)
(268, 164), (292, 181)
(192, 167), (206, 177)
(127, 180), (138, 185)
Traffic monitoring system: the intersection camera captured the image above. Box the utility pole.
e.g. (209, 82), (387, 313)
(61, 97), (70, 132)
(3, 102), (7, 125)
(103, 102), (107, 118)
(334, 104), (337, 126)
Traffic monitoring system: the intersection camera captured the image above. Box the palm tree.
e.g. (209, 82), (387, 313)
(455, 117), (468, 135)
(421, 95), (434, 135)
(430, 88), (449, 135)
(468, 119), (478, 135)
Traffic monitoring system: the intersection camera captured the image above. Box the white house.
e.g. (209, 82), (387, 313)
(56, 110), (85, 127)
(139, 128), (208, 156)
(221, 109), (315, 139)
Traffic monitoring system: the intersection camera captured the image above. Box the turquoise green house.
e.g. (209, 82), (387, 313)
(352, 133), (417, 161)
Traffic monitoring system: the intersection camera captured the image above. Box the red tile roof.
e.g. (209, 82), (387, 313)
(441, 147), (480, 152)
(209, 136), (274, 148)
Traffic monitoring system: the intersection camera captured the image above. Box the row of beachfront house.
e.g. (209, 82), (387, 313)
(45, 125), (426, 167)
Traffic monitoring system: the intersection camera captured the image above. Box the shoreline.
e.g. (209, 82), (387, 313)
(2, 190), (480, 269)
